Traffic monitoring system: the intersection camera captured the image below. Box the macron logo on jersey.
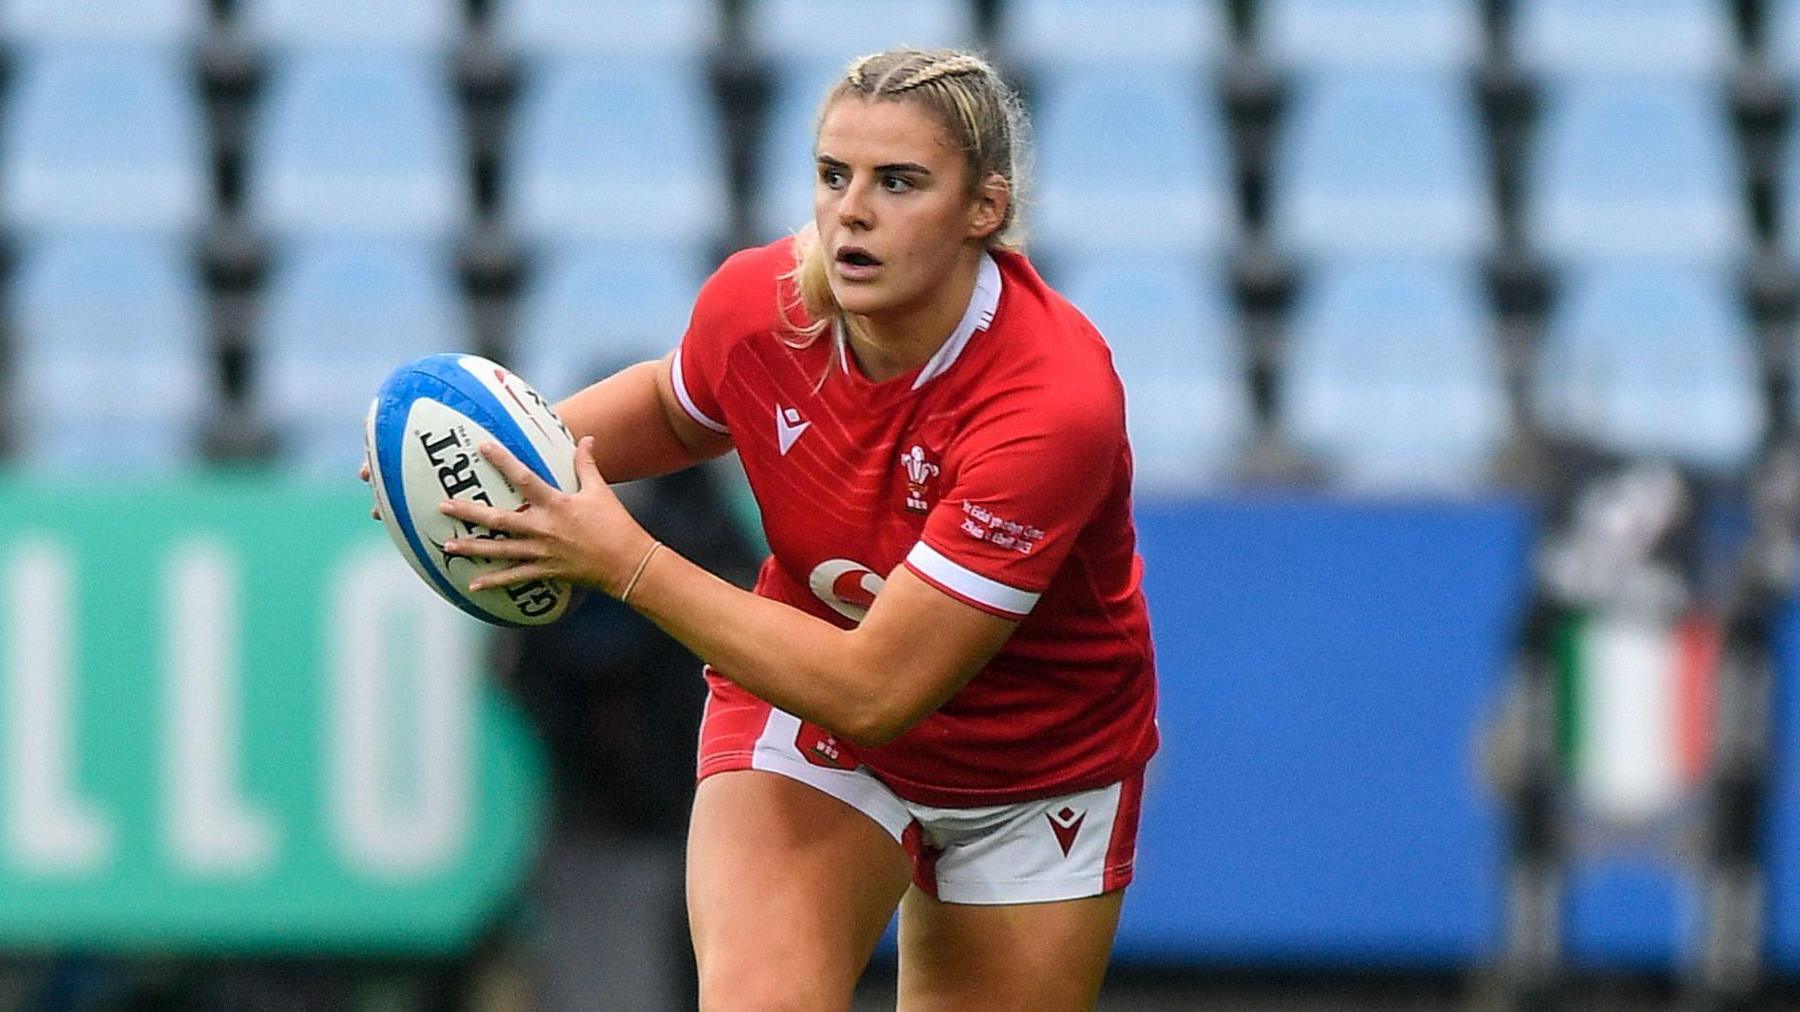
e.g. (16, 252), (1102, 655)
(776, 405), (811, 456)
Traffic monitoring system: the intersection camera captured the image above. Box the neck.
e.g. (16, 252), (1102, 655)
(844, 248), (983, 383)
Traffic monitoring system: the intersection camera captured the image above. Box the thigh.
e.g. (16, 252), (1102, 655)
(687, 769), (912, 1011)
(895, 886), (1124, 1011)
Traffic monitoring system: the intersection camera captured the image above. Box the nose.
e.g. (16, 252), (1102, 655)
(836, 175), (874, 231)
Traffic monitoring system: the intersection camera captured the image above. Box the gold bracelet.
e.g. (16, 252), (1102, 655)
(619, 540), (664, 603)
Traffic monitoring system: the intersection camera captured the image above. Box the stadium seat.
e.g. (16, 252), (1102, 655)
(1511, 0), (1736, 80)
(1773, 108), (1800, 247)
(1031, 68), (1234, 258)
(1533, 264), (1761, 471)
(490, 0), (722, 64)
(742, 0), (977, 67)
(0, 0), (201, 49)
(1259, 0), (1483, 73)
(1282, 259), (1508, 490)
(246, 51), (467, 244)
(1527, 79), (1744, 267)
(258, 240), (470, 474)
(0, 47), (208, 236)
(12, 234), (210, 471)
(751, 63), (848, 242)
(1270, 70), (1492, 261)
(1059, 253), (1250, 490)
(507, 59), (727, 250)
(1768, 0), (1800, 80)
(998, 0), (1230, 73)
(511, 245), (709, 401)
(237, 0), (461, 54)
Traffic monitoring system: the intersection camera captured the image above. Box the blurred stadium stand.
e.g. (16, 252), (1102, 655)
(1281, 258), (1508, 490)
(1268, 70), (1493, 260)
(743, 0), (980, 68)
(998, 0), (1230, 71)
(490, 0), (725, 64)
(511, 245), (710, 401)
(9, 0), (1777, 496)
(750, 60), (848, 241)
(1058, 252), (1251, 491)
(1260, 0), (1484, 73)
(505, 60), (727, 251)
(1532, 262), (1764, 471)
(1510, 0), (1738, 80)
(237, 0), (464, 54)
(1526, 77), (1748, 267)
(15, 1), (1800, 1010)
(247, 51), (468, 245)
(1032, 67), (1236, 260)
(257, 239), (468, 473)
(1, 47), (210, 237)
(0, 0), (204, 50)
(12, 234), (211, 470)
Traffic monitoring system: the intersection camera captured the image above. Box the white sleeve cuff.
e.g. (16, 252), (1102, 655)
(905, 542), (1041, 618)
(670, 347), (729, 434)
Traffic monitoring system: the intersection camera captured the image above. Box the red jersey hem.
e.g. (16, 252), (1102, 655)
(697, 750), (756, 782)
(864, 753), (1154, 809)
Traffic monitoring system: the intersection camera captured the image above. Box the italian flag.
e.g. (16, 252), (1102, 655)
(1555, 610), (1720, 821)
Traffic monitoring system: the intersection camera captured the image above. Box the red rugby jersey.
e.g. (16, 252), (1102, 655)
(671, 238), (1158, 806)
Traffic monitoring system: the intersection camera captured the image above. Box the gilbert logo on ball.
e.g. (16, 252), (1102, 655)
(364, 354), (580, 627)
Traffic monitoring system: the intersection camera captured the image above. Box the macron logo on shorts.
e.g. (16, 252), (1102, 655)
(1046, 806), (1086, 857)
(776, 405), (810, 456)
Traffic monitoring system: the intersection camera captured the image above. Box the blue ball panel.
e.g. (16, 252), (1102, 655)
(371, 353), (568, 629)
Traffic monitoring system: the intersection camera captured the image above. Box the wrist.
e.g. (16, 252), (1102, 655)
(615, 534), (664, 602)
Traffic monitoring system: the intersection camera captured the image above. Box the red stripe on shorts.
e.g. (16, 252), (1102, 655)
(1102, 770), (1145, 892)
(901, 821), (942, 899)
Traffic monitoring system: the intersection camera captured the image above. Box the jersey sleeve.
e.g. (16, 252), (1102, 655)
(667, 259), (745, 437)
(904, 388), (1123, 620)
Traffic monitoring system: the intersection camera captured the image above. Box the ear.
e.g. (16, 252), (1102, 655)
(966, 172), (1010, 241)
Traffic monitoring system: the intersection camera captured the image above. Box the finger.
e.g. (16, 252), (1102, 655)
(470, 562), (554, 593)
(574, 435), (603, 491)
(479, 442), (553, 504)
(445, 534), (544, 561)
(439, 497), (528, 535)
(361, 457), (383, 519)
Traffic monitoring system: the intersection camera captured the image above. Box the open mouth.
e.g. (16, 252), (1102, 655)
(836, 247), (881, 268)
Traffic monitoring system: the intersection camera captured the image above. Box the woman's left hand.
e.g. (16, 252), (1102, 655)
(439, 435), (654, 597)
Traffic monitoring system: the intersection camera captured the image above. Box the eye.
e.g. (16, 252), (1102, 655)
(882, 174), (915, 194)
(818, 166), (847, 189)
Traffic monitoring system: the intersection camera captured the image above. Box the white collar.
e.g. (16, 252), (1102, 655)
(835, 252), (1003, 390)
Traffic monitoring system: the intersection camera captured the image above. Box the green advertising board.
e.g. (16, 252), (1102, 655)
(0, 478), (545, 954)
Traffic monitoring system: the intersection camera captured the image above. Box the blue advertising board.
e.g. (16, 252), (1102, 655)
(1115, 495), (1536, 966)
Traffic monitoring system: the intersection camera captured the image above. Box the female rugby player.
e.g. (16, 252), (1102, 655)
(435, 48), (1158, 1009)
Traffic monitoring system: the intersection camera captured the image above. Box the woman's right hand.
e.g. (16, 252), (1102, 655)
(359, 460), (382, 521)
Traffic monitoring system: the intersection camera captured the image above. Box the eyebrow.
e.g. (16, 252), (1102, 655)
(816, 154), (933, 176)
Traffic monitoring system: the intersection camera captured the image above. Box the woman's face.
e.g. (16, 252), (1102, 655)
(813, 96), (991, 323)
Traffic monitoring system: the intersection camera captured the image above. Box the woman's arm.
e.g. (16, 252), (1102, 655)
(625, 550), (1017, 747)
(555, 353), (734, 483)
(440, 440), (1017, 748)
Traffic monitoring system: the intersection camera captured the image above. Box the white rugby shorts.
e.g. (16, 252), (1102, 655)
(699, 699), (1144, 905)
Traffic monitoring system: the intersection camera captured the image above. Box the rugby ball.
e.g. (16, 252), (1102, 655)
(364, 353), (580, 627)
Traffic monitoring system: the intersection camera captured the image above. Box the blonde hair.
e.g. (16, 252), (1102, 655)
(778, 48), (1032, 346)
